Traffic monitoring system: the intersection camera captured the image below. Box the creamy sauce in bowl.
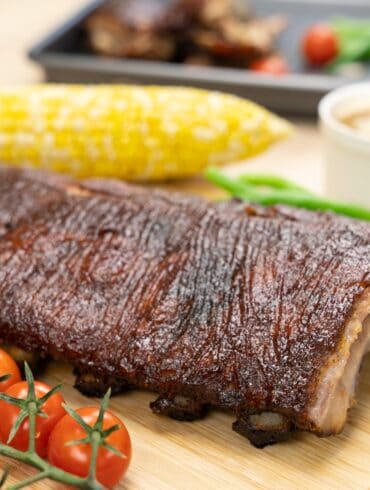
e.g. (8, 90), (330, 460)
(330, 93), (370, 143)
(341, 111), (370, 140)
(319, 83), (370, 207)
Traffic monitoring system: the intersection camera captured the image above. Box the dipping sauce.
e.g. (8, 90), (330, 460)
(319, 83), (370, 208)
(331, 92), (370, 141)
(341, 110), (370, 140)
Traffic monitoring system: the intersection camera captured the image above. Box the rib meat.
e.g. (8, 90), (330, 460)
(0, 166), (369, 447)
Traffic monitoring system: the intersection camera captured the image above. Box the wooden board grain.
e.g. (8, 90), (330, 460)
(1, 166), (370, 489)
(2, 357), (370, 490)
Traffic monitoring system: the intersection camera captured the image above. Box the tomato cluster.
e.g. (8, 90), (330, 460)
(0, 348), (131, 488)
(247, 23), (340, 77)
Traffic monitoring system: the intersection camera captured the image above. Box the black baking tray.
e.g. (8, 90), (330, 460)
(29, 0), (370, 116)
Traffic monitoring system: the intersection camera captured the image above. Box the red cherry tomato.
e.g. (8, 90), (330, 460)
(0, 381), (65, 457)
(249, 55), (289, 75)
(302, 24), (339, 66)
(0, 349), (21, 392)
(48, 407), (131, 489)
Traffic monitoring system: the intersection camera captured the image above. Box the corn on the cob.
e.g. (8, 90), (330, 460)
(0, 84), (291, 181)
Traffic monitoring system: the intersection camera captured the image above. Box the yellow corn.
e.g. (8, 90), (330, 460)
(0, 84), (291, 181)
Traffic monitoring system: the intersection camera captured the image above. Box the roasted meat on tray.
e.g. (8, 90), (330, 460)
(85, 0), (176, 60)
(0, 166), (369, 448)
(85, 0), (286, 67)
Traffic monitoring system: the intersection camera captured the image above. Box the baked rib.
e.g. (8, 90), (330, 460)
(0, 166), (369, 447)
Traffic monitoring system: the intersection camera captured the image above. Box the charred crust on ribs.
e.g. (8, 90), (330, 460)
(0, 166), (370, 447)
(150, 394), (208, 421)
(233, 412), (295, 448)
(73, 369), (130, 397)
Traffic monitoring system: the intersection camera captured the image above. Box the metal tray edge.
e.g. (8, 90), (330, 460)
(29, 0), (102, 61)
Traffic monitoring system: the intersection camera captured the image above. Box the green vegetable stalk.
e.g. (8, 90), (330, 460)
(205, 167), (370, 221)
(329, 18), (370, 70)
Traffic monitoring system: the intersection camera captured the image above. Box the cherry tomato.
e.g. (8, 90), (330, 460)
(249, 55), (289, 75)
(48, 407), (131, 489)
(302, 24), (339, 66)
(0, 381), (65, 457)
(0, 349), (21, 392)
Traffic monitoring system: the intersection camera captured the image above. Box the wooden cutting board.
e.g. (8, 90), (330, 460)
(2, 0), (368, 486)
(1, 164), (370, 489)
(2, 358), (370, 490)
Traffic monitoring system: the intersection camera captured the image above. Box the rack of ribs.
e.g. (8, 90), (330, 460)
(0, 165), (369, 447)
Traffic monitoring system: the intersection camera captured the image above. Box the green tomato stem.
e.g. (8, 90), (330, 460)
(88, 431), (101, 484)
(8, 471), (50, 490)
(27, 403), (37, 454)
(0, 363), (109, 489)
(0, 443), (104, 488)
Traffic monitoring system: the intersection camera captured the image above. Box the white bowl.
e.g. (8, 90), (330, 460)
(319, 82), (370, 208)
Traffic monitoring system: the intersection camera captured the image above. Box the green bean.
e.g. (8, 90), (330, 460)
(237, 174), (313, 195)
(205, 167), (370, 221)
(205, 168), (254, 197)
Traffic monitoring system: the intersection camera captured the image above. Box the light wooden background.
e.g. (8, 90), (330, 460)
(1, 2), (369, 490)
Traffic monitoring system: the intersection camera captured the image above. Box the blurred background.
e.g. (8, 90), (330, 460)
(1, 0), (370, 196)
